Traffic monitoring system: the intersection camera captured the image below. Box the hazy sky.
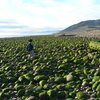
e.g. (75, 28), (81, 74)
(0, 0), (100, 37)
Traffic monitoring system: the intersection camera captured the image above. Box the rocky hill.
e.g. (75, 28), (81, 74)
(56, 19), (100, 37)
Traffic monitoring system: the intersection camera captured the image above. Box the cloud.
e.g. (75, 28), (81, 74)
(0, 0), (100, 37)
(0, 21), (32, 38)
(0, 20), (59, 38)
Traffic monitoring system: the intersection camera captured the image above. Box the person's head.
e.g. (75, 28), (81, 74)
(28, 39), (32, 42)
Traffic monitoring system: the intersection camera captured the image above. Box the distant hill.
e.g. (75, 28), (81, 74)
(56, 19), (100, 37)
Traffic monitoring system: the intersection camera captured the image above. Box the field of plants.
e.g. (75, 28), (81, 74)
(0, 36), (100, 100)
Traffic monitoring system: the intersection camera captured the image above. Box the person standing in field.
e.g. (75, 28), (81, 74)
(27, 39), (35, 59)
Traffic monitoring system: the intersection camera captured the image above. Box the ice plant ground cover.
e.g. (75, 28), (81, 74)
(0, 36), (100, 100)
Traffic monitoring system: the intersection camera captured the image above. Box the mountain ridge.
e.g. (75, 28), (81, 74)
(56, 19), (100, 37)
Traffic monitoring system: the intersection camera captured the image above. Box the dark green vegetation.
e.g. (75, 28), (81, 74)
(0, 36), (100, 100)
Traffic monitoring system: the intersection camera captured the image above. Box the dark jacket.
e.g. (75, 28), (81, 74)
(27, 42), (33, 52)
